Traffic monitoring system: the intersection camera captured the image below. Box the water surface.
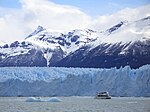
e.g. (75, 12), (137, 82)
(0, 97), (150, 112)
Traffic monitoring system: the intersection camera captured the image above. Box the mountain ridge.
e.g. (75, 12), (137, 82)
(0, 16), (150, 68)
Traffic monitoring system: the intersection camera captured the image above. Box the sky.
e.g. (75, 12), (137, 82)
(0, 0), (150, 43)
(0, 0), (150, 16)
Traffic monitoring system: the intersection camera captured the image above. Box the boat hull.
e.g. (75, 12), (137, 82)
(95, 96), (111, 99)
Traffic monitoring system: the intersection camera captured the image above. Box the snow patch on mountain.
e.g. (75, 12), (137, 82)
(89, 16), (150, 50)
(44, 52), (53, 66)
(0, 41), (6, 46)
(0, 46), (28, 57)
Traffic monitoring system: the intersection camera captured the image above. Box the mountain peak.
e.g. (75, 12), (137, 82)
(26, 25), (46, 39)
(36, 25), (46, 32)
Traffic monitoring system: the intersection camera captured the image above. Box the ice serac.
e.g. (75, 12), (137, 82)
(0, 16), (150, 68)
(0, 65), (149, 97)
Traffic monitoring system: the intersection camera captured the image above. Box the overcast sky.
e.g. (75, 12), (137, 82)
(0, 0), (150, 43)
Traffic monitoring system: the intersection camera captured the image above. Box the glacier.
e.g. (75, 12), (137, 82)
(0, 65), (150, 97)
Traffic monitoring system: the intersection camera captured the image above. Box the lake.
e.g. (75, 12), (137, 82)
(0, 97), (150, 112)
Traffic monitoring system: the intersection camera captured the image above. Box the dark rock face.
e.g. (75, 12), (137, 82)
(49, 47), (65, 66)
(71, 35), (79, 42)
(10, 41), (20, 48)
(2, 44), (9, 48)
(107, 21), (124, 34)
(55, 40), (150, 69)
(0, 49), (47, 67)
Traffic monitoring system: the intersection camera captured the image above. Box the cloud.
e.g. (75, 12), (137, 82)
(0, 0), (149, 43)
(20, 0), (91, 29)
(89, 4), (150, 31)
(0, 0), (91, 42)
(0, 8), (26, 43)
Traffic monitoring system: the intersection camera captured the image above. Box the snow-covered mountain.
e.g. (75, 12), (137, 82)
(0, 16), (150, 68)
(25, 25), (99, 54)
(0, 65), (149, 96)
(54, 16), (150, 68)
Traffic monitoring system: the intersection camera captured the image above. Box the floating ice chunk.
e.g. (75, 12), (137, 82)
(26, 97), (42, 102)
(48, 97), (62, 102)
(26, 97), (62, 102)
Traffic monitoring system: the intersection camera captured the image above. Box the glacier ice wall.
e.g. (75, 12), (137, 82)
(0, 65), (150, 97)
